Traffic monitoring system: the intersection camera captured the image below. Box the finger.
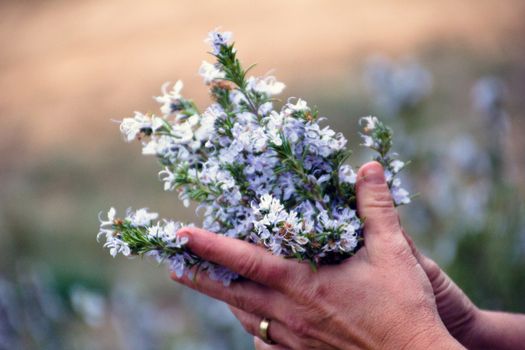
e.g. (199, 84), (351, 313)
(229, 306), (303, 349)
(401, 228), (426, 263)
(177, 226), (311, 293)
(356, 161), (407, 260)
(254, 337), (291, 350)
(401, 228), (443, 282)
(400, 229), (452, 287)
(171, 267), (285, 318)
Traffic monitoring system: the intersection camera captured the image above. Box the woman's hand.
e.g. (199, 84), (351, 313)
(171, 162), (463, 349)
(402, 232), (480, 348)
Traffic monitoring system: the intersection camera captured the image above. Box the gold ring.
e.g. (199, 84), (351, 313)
(259, 318), (275, 344)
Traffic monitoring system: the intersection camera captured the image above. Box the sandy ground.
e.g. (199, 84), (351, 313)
(0, 0), (524, 156)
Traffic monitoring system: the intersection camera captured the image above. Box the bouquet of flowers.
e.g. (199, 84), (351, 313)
(98, 29), (410, 285)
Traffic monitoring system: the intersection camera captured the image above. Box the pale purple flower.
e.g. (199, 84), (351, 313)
(258, 102), (273, 116)
(205, 264), (238, 286)
(100, 28), (411, 283)
(339, 165), (357, 184)
(169, 254), (187, 278)
(391, 178), (410, 205)
(104, 236), (131, 257)
(205, 29), (233, 54)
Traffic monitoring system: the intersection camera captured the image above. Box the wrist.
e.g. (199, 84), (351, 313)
(468, 309), (525, 349)
(467, 309), (491, 349)
(446, 305), (483, 348)
(382, 312), (465, 350)
(403, 325), (465, 350)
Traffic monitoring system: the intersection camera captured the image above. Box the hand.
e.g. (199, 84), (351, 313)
(253, 336), (289, 350)
(401, 231), (480, 348)
(170, 162), (463, 349)
(248, 206), (481, 350)
(404, 232), (525, 350)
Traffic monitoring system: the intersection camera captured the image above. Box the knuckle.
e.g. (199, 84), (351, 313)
(232, 291), (249, 312)
(285, 315), (311, 338)
(294, 276), (322, 304)
(370, 207), (399, 227)
(237, 255), (261, 279)
(232, 290), (261, 315)
(271, 264), (290, 285)
(423, 257), (441, 280)
(388, 238), (413, 261)
(369, 189), (394, 208)
(281, 263), (312, 295)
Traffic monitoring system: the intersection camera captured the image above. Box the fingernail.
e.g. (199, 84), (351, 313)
(363, 163), (385, 184)
(176, 228), (191, 240)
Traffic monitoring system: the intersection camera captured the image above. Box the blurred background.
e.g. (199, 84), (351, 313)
(1, 1), (524, 349)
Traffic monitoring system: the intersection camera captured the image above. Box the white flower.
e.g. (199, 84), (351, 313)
(360, 134), (375, 148)
(286, 99), (308, 112)
(119, 112), (152, 142)
(97, 207), (117, 242)
(159, 167), (176, 191)
(98, 207), (116, 229)
(98, 208), (131, 257)
(317, 174), (331, 184)
(390, 159), (405, 173)
(104, 237), (130, 257)
(142, 135), (173, 156)
(384, 169), (393, 182)
(339, 232), (358, 252)
(147, 223), (163, 239)
(229, 90), (247, 107)
(359, 116), (378, 131)
(127, 208), (159, 227)
(154, 81), (184, 116)
(248, 76), (285, 96)
(100, 29), (412, 280)
(256, 194), (282, 213)
(199, 61), (225, 84)
(258, 102), (273, 116)
(163, 221), (188, 247)
(391, 178), (411, 205)
(318, 210), (337, 230)
(169, 116), (197, 144)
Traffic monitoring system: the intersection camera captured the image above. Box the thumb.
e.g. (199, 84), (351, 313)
(356, 161), (405, 260)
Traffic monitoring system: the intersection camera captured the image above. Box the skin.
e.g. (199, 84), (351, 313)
(171, 161), (463, 349)
(252, 239), (525, 350)
(405, 235), (525, 350)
